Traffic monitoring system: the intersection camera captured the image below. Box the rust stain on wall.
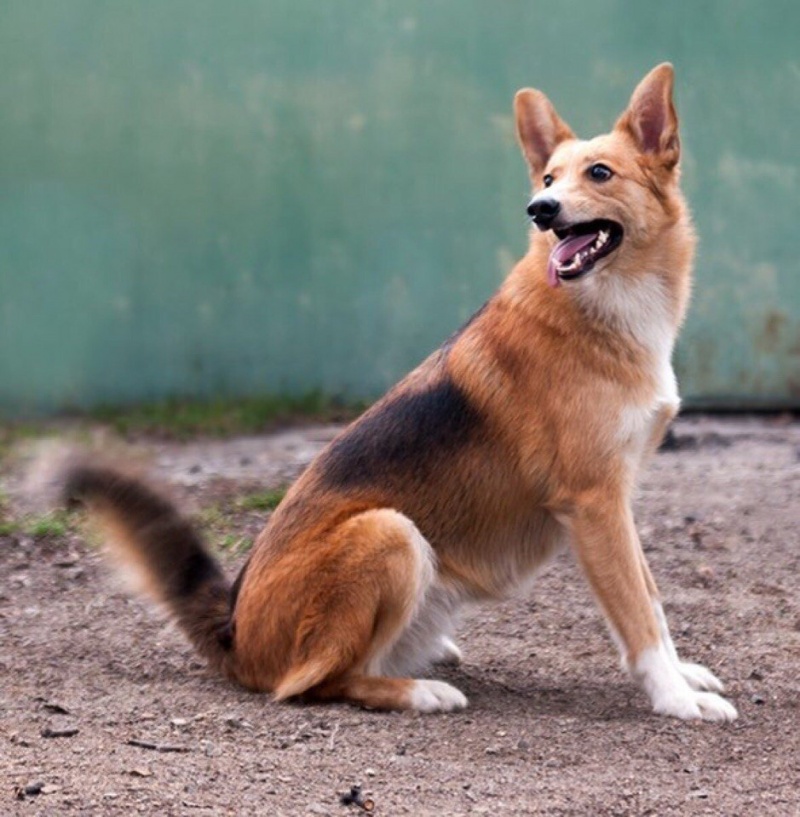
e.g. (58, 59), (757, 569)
(757, 311), (788, 354)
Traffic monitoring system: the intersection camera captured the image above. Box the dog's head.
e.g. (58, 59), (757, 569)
(515, 64), (689, 289)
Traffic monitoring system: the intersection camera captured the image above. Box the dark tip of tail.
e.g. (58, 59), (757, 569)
(61, 462), (236, 674)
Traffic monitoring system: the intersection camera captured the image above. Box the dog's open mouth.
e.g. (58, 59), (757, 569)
(547, 219), (623, 287)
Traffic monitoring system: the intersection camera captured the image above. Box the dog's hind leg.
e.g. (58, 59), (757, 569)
(270, 509), (467, 713)
(314, 674), (467, 713)
(433, 635), (463, 666)
(374, 581), (463, 677)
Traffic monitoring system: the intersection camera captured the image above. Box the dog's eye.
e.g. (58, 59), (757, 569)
(542, 174), (554, 188)
(588, 163), (613, 182)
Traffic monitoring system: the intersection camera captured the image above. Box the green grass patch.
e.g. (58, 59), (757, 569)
(89, 392), (365, 440)
(0, 480), (74, 540)
(201, 487), (288, 526)
(24, 511), (72, 538)
(194, 486), (288, 557)
(217, 534), (254, 555)
(195, 505), (226, 529)
(0, 519), (20, 536)
(0, 509), (75, 539)
(235, 488), (287, 512)
(1, 392), (366, 451)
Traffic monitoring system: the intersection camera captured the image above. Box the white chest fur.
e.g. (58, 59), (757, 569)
(618, 352), (680, 468)
(579, 273), (682, 464)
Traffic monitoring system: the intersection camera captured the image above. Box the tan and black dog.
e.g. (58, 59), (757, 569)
(51, 64), (736, 720)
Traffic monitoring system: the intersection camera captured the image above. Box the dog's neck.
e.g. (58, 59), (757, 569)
(528, 215), (694, 359)
(571, 271), (682, 358)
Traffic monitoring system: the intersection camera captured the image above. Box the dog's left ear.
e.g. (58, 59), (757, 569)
(615, 63), (680, 168)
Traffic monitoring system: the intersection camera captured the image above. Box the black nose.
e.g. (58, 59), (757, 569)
(526, 197), (561, 228)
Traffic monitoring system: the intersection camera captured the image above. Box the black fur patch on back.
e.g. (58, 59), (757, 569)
(319, 376), (483, 490)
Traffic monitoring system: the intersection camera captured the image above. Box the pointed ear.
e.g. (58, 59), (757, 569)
(514, 88), (575, 180)
(615, 63), (680, 168)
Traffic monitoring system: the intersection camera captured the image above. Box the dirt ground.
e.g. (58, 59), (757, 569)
(1, 415), (798, 816)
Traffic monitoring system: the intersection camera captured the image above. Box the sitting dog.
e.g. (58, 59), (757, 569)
(53, 64), (736, 721)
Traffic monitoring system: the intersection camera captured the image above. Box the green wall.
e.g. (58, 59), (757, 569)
(1, 1), (798, 415)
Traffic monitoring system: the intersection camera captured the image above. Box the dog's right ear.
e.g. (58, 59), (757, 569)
(514, 89), (575, 182)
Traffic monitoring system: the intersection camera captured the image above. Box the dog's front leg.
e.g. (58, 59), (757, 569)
(635, 547), (728, 695)
(568, 494), (737, 722)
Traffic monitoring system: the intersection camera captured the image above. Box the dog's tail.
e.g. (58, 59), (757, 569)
(54, 456), (235, 676)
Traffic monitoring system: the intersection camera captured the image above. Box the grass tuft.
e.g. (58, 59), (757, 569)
(24, 511), (72, 538)
(218, 534), (254, 555)
(193, 485), (289, 557)
(89, 392), (364, 440)
(235, 488), (287, 512)
(0, 520), (20, 536)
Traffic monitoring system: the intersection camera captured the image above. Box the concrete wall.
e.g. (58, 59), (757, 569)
(1, 0), (798, 415)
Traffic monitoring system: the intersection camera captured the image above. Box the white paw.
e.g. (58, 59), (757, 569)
(637, 644), (737, 722)
(678, 661), (725, 693)
(434, 636), (463, 666)
(653, 687), (738, 722)
(694, 691), (738, 722)
(409, 680), (468, 713)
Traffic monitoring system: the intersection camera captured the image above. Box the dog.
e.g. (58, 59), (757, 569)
(50, 64), (736, 721)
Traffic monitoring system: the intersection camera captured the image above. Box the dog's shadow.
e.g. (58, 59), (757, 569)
(436, 664), (644, 722)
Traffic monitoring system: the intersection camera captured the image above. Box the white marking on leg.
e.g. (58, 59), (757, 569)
(653, 600), (680, 662)
(409, 680), (468, 713)
(677, 661), (726, 694)
(653, 601), (725, 692)
(634, 642), (737, 722)
(434, 635), (463, 666)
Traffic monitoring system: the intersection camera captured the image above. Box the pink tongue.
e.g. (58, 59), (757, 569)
(547, 232), (598, 288)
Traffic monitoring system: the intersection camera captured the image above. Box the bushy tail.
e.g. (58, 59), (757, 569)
(62, 462), (235, 676)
